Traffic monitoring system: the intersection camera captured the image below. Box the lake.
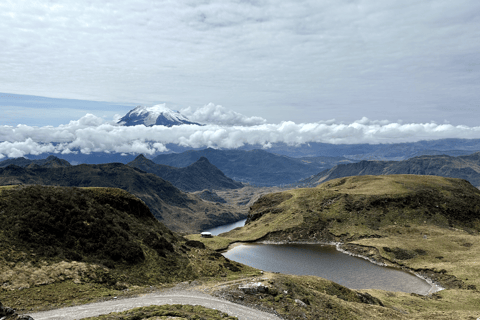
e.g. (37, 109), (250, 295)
(223, 242), (436, 295)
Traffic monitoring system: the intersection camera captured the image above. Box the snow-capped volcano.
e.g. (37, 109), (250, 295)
(118, 104), (202, 127)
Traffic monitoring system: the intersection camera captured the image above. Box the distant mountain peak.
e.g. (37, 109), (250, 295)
(135, 154), (149, 161)
(195, 156), (210, 163)
(118, 104), (202, 127)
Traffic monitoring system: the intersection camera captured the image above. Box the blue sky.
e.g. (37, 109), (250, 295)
(1, 0), (480, 157)
(0, 92), (134, 127)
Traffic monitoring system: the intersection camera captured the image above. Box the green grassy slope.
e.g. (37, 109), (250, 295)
(0, 164), (246, 233)
(189, 175), (480, 319)
(0, 185), (251, 311)
(217, 175), (480, 244)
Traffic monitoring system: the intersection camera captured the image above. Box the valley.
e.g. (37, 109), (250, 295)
(0, 161), (247, 233)
(1, 151), (480, 319)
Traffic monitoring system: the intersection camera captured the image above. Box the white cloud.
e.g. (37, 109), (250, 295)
(1, 1), (479, 126)
(180, 103), (266, 126)
(1, 113), (480, 158)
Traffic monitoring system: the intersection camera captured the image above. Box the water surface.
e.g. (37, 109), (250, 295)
(203, 219), (247, 235)
(223, 243), (433, 295)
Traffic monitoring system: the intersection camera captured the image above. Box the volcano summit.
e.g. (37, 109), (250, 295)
(118, 104), (202, 127)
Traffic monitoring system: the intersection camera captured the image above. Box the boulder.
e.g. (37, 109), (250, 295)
(0, 301), (34, 319)
(238, 282), (269, 294)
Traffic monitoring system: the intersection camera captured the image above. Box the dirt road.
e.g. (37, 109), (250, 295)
(27, 290), (282, 320)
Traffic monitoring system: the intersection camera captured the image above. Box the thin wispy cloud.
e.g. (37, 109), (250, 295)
(1, 1), (479, 125)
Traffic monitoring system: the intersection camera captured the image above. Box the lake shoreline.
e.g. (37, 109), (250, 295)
(223, 239), (444, 295)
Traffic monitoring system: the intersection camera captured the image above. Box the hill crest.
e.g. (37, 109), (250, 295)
(226, 175), (480, 244)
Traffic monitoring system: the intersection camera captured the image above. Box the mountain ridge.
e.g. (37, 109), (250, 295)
(0, 163), (245, 232)
(152, 148), (343, 186)
(298, 152), (480, 187)
(128, 154), (243, 192)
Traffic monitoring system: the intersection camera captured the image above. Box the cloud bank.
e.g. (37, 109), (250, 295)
(180, 103), (267, 126)
(1, 114), (480, 159)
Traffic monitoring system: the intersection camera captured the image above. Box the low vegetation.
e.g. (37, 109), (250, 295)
(0, 163), (247, 233)
(0, 185), (251, 311)
(3, 175), (480, 319)
(189, 175), (480, 319)
(213, 273), (391, 320)
(82, 304), (238, 320)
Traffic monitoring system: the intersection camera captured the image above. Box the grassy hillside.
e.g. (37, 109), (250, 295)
(188, 175), (480, 319)
(0, 185), (253, 311)
(219, 175), (480, 244)
(0, 163), (246, 233)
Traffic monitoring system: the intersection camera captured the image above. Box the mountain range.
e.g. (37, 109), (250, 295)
(152, 148), (352, 186)
(298, 152), (480, 188)
(0, 161), (245, 233)
(0, 155), (245, 192)
(6, 150), (480, 191)
(0, 155), (71, 168)
(240, 139), (480, 160)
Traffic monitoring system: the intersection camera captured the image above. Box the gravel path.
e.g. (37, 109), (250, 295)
(26, 290), (282, 320)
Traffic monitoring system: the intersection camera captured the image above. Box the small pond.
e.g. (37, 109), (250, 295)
(223, 243), (436, 295)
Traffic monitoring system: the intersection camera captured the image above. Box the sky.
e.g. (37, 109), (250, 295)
(1, 0), (480, 157)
